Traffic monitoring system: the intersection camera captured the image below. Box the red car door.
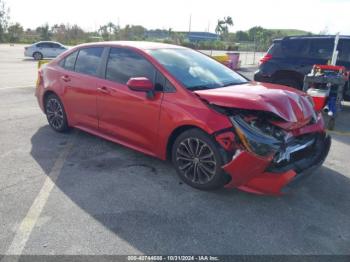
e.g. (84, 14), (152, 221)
(96, 47), (163, 156)
(60, 47), (104, 131)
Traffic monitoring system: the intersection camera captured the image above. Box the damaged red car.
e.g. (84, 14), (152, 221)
(35, 42), (331, 195)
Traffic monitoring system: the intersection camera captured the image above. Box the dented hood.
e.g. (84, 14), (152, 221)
(194, 82), (314, 123)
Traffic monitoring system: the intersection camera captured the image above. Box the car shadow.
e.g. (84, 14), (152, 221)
(30, 126), (350, 254)
(331, 132), (350, 146)
(22, 58), (53, 62)
(326, 102), (350, 145)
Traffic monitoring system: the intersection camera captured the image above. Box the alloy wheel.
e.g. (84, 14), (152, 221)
(175, 138), (217, 184)
(34, 52), (42, 60)
(46, 98), (64, 130)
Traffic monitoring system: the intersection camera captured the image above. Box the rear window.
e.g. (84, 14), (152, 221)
(60, 51), (78, 71)
(267, 42), (283, 57)
(308, 39), (334, 60)
(75, 47), (104, 77)
(281, 39), (308, 57)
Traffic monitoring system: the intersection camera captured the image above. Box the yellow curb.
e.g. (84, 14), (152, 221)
(327, 130), (350, 136)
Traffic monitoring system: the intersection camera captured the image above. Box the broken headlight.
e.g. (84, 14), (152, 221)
(230, 115), (283, 157)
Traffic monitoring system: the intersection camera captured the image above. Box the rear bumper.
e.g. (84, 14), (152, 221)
(35, 85), (45, 113)
(223, 132), (331, 195)
(24, 49), (32, 57)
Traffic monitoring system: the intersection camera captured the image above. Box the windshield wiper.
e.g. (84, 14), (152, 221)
(221, 81), (245, 87)
(187, 85), (213, 91)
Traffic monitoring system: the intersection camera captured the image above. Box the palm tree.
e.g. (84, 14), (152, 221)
(215, 20), (224, 35)
(98, 25), (109, 40)
(106, 22), (116, 36)
(224, 16), (233, 27)
(215, 16), (233, 36)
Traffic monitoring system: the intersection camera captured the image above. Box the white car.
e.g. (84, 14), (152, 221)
(24, 41), (68, 60)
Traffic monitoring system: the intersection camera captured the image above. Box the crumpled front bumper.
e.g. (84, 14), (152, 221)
(222, 132), (331, 196)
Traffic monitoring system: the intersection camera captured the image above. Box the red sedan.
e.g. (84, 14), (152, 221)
(35, 41), (331, 195)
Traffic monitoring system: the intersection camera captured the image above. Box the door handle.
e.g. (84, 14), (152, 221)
(98, 86), (110, 94)
(61, 75), (71, 82)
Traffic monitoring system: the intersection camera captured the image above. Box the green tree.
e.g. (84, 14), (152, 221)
(98, 25), (108, 40)
(129, 25), (146, 40)
(167, 28), (184, 44)
(51, 24), (66, 43)
(98, 22), (118, 40)
(106, 22), (117, 36)
(0, 0), (10, 42)
(118, 24), (146, 40)
(67, 24), (85, 44)
(36, 23), (51, 40)
(247, 26), (264, 41)
(7, 22), (23, 42)
(235, 31), (249, 41)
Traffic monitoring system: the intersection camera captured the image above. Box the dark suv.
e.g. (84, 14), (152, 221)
(254, 35), (350, 100)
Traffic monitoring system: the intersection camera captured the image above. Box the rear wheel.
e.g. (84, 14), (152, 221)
(45, 94), (69, 132)
(326, 117), (335, 130)
(33, 52), (43, 60)
(172, 129), (228, 190)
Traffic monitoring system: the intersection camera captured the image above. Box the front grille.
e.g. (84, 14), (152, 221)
(267, 133), (326, 173)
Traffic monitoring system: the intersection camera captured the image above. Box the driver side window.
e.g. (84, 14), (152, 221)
(105, 48), (156, 85)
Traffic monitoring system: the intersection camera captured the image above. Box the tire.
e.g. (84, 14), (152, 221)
(326, 117), (335, 130)
(171, 128), (228, 190)
(33, 52), (43, 60)
(45, 94), (69, 133)
(276, 78), (302, 90)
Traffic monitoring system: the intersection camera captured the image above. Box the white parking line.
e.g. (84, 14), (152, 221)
(4, 139), (74, 256)
(0, 86), (35, 90)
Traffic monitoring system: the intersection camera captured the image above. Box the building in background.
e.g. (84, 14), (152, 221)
(186, 32), (219, 42)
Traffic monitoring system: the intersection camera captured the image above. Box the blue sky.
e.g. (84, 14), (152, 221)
(5, 0), (350, 34)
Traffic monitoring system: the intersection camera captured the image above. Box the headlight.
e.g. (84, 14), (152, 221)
(230, 115), (282, 157)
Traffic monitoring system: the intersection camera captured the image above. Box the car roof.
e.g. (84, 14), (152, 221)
(274, 35), (350, 42)
(34, 41), (63, 45)
(74, 41), (186, 50)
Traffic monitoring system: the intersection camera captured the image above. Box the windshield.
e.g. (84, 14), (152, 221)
(147, 48), (248, 90)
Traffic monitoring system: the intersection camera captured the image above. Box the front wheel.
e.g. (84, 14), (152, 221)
(172, 129), (228, 190)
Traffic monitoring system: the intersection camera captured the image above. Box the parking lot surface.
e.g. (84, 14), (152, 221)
(1, 44), (350, 255)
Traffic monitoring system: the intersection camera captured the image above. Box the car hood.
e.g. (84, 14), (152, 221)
(194, 82), (314, 124)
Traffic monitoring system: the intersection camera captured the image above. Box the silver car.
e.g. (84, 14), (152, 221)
(24, 41), (68, 60)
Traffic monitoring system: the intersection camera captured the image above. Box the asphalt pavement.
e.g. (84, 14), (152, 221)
(0, 44), (350, 257)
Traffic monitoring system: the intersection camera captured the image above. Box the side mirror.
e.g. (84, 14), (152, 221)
(127, 77), (154, 92)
